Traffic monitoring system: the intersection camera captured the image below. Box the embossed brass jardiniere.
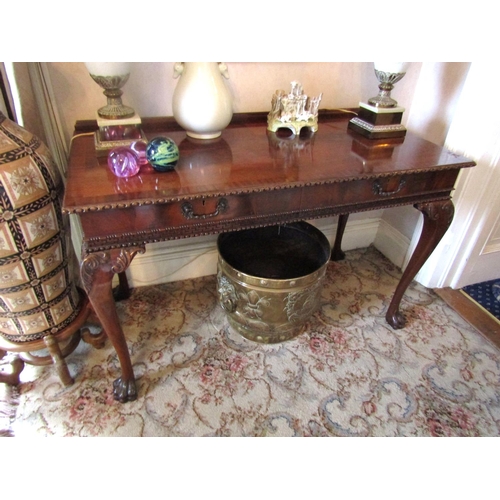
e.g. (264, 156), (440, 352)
(217, 221), (331, 343)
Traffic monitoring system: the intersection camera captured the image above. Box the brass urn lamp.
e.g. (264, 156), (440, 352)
(85, 62), (146, 155)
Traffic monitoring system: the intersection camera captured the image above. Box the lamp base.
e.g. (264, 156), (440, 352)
(94, 114), (147, 156)
(348, 102), (406, 139)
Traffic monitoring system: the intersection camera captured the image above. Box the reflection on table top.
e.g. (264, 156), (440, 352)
(63, 115), (475, 214)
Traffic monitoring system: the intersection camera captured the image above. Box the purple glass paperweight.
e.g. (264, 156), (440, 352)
(107, 146), (140, 178)
(130, 140), (149, 165)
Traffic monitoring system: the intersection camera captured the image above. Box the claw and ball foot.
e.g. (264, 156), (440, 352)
(386, 310), (407, 329)
(113, 377), (137, 402)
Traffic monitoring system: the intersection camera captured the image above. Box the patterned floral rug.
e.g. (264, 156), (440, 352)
(3, 246), (500, 437)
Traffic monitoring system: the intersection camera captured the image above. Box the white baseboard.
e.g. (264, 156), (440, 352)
(127, 234), (219, 287)
(373, 218), (411, 270)
(126, 216), (384, 287)
(70, 214), (391, 288)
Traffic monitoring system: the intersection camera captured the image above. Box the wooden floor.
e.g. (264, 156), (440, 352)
(434, 287), (500, 350)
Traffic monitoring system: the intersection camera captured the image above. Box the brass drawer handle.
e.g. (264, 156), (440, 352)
(373, 177), (406, 197)
(181, 197), (229, 219)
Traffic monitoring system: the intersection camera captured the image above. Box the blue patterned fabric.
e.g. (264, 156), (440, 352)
(463, 279), (500, 320)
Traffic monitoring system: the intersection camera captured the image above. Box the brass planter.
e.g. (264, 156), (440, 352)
(217, 222), (331, 343)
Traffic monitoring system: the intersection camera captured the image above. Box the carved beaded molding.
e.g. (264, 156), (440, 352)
(81, 193), (453, 252)
(62, 166), (471, 215)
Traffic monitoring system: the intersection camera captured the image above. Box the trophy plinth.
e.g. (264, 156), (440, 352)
(348, 62), (409, 140)
(93, 114), (147, 157)
(348, 102), (407, 139)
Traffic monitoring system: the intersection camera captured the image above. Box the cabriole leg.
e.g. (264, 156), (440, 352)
(81, 247), (144, 402)
(386, 200), (454, 329)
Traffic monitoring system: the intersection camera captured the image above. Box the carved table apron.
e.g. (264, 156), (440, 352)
(63, 115), (475, 402)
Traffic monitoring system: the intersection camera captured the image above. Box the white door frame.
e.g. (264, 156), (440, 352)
(412, 62), (500, 289)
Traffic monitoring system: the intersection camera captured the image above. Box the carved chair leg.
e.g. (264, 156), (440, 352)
(0, 353), (25, 386)
(81, 326), (107, 349)
(0, 292), (99, 387)
(43, 335), (74, 387)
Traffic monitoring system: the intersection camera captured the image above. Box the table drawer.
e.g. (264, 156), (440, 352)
(80, 169), (459, 251)
(298, 170), (459, 212)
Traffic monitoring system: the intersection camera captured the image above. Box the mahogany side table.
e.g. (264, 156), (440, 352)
(63, 113), (475, 402)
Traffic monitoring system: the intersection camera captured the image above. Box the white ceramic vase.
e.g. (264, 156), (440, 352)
(172, 62), (233, 139)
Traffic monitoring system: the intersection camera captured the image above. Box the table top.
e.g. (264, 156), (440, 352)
(63, 114), (475, 214)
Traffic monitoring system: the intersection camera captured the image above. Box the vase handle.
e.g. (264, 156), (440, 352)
(173, 62), (184, 78)
(218, 63), (229, 79)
